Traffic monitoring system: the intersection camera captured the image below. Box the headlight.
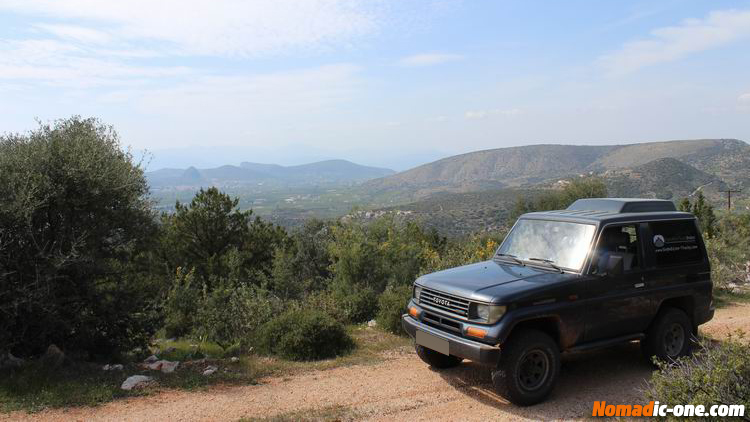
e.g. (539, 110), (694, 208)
(473, 304), (506, 324)
(413, 285), (422, 301)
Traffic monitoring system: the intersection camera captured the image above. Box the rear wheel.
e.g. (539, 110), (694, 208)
(492, 329), (560, 406)
(642, 308), (692, 362)
(415, 344), (463, 369)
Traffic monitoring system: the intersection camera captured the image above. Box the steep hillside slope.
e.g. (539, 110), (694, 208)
(364, 139), (748, 201)
(365, 144), (613, 195)
(601, 158), (726, 200)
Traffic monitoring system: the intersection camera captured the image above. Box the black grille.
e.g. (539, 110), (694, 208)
(423, 311), (462, 333)
(418, 287), (470, 318)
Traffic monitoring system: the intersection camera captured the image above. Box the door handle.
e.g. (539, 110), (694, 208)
(634, 283), (645, 288)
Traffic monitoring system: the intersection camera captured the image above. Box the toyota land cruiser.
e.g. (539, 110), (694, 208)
(402, 198), (714, 406)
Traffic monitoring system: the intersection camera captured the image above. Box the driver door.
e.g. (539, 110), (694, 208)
(584, 223), (653, 341)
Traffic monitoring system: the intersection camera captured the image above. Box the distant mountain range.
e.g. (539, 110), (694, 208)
(364, 139), (749, 202)
(146, 159), (395, 189)
(145, 139), (749, 232)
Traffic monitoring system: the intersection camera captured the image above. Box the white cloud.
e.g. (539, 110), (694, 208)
(0, 39), (192, 88)
(0, 0), (381, 57)
(115, 64), (362, 120)
(88, 63), (364, 149)
(0, 0), (387, 89)
(464, 108), (521, 119)
(399, 53), (463, 67)
(599, 9), (750, 75)
(739, 92), (750, 102)
(34, 24), (112, 45)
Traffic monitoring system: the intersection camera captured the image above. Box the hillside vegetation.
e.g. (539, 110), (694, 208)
(2, 117), (750, 413)
(364, 139), (749, 203)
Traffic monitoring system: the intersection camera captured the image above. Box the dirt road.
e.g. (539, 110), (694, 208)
(6, 303), (748, 422)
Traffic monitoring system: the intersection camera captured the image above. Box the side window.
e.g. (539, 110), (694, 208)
(592, 224), (640, 274)
(648, 220), (702, 267)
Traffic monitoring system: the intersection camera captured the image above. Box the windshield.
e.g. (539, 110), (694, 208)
(496, 219), (596, 271)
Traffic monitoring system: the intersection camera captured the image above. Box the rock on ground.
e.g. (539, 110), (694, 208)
(202, 365), (218, 376)
(120, 375), (154, 391)
(102, 364), (124, 371)
(145, 360), (179, 373)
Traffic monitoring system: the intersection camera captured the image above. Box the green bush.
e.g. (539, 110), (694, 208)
(421, 234), (503, 274)
(256, 308), (354, 361)
(0, 117), (158, 357)
(329, 280), (379, 323)
(376, 284), (412, 334)
(194, 280), (280, 351)
(646, 334), (750, 421)
(270, 219), (333, 300)
(704, 214), (750, 291)
(164, 268), (201, 338)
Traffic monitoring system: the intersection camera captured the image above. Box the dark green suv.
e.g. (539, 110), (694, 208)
(402, 198), (714, 406)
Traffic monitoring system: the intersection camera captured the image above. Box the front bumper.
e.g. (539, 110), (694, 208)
(402, 314), (501, 366)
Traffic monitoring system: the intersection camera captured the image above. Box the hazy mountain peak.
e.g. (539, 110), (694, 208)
(148, 159), (395, 189)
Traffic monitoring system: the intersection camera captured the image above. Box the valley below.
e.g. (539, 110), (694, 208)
(147, 139), (750, 235)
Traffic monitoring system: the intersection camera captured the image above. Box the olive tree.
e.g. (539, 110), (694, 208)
(0, 117), (158, 357)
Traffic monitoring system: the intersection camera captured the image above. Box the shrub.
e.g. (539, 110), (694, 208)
(324, 216), (450, 325)
(256, 308), (354, 361)
(0, 117), (158, 357)
(376, 284), (412, 334)
(646, 334), (750, 421)
(329, 280), (379, 323)
(164, 268), (201, 338)
(704, 214), (750, 291)
(421, 234), (503, 274)
(270, 219), (333, 300)
(194, 280), (280, 351)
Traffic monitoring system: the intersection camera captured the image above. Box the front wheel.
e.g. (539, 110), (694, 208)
(415, 344), (463, 369)
(492, 329), (560, 406)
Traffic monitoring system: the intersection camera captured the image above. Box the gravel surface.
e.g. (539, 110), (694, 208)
(4, 303), (747, 422)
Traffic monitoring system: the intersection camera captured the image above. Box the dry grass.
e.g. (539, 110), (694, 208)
(0, 325), (410, 413)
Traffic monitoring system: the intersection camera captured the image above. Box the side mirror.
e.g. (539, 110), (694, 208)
(603, 255), (624, 276)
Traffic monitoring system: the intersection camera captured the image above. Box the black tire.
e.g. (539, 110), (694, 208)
(642, 307), (693, 362)
(415, 344), (463, 369)
(491, 329), (560, 406)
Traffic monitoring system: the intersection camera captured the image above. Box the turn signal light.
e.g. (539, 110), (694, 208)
(408, 306), (419, 318)
(466, 327), (487, 339)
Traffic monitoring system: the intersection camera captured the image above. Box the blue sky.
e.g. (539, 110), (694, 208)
(1, 0), (749, 170)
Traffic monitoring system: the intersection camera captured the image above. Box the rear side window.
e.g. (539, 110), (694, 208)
(648, 220), (702, 267)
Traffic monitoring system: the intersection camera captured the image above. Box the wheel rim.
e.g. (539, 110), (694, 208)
(517, 349), (550, 391)
(664, 322), (685, 357)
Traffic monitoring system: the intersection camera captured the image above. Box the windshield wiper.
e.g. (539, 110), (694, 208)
(495, 253), (525, 266)
(527, 257), (563, 273)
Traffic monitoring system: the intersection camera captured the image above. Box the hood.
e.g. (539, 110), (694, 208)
(415, 259), (576, 304)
